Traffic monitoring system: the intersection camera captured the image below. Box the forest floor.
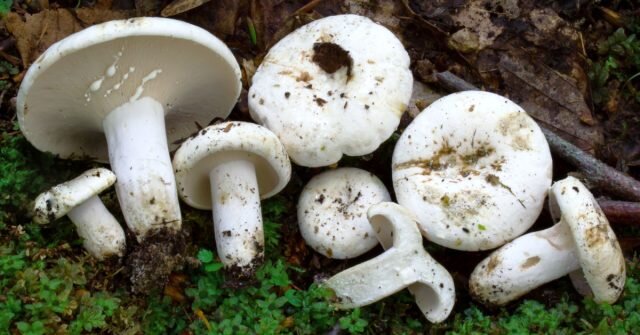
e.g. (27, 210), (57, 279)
(1, 0), (640, 334)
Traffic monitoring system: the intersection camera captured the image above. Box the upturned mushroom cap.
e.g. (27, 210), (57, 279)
(392, 91), (552, 251)
(549, 176), (626, 303)
(249, 14), (413, 167)
(18, 17), (241, 161)
(173, 121), (291, 208)
(34, 168), (116, 224)
(324, 202), (456, 323)
(297, 168), (390, 259)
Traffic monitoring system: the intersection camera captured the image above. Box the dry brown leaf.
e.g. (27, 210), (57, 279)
(449, 2), (504, 52)
(6, 10), (82, 67)
(179, 0), (243, 40)
(496, 53), (602, 150)
(6, 9), (132, 67)
(161, 0), (211, 17)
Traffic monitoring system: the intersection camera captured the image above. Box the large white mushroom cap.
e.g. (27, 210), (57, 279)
(17, 17), (241, 161)
(249, 14), (413, 167)
(297, 167), (391, 259)
(392, 91), (552, 251)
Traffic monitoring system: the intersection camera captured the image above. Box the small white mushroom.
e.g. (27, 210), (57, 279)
(324, 202), (455, 323)
(297, 168), (391, 259)
(18, 18), (242, 241)
(392, 91), (552, 251)
(173, 121), (291, 277)
(469, 176), (626, 306)
(33, 168), (126, 260)
(249, 14), (413, 167)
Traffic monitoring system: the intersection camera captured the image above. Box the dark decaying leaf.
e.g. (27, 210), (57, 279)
(161, 0), (211, 18)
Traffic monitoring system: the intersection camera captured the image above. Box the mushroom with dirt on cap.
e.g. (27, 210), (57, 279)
(469, 176), (626, 306)
(17, 17), (242, 241)
(324, 202), (456, 323)
(297, 167), (390, 259)
(172, 121), (291, 278)
(249, 14), (413, 167)
(392, 91), (552, 251)
(33, 168), (126, 260)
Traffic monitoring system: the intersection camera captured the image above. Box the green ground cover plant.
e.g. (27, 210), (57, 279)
(1, 124), (639, 334)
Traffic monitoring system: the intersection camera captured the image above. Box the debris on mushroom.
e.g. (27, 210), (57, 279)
(249, 14), (413, 167)
(172, 121), (291, 278)
(469, 176), (626, 306)
(297, 168), (390, 259)
(392, 91), (552, 251)
(33, 168), (125, 260)
(324, 202), (455, 323)
(17, 18), (242, 241)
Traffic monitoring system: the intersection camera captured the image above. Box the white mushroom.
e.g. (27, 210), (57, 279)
(172, 121), (291, 277)
(469, 176), (626, 306)
(297, 167), (391, 259)
(392, 91), (552, 251)
(33, 168), (125, 260)
(249, 14), (413, 167)
(17, 18), (242, 241)
(324, 202), (455, 323)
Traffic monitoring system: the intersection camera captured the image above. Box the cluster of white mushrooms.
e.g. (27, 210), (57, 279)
(19, 14), (625, 323)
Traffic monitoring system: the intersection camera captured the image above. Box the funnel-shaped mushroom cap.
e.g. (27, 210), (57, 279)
(173, 121), (291, 209)
(325, 202), (455, 323)
(249, 14), (413, 167)
(18, 17), (241, 161)
(549, 177), (626, 303)
(34, 168), (116, 223)
(392, 91), (552, 251)
(297, 168), (390, 259)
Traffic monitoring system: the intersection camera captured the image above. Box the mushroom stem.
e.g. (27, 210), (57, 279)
(325, 202), (455, 323)
(103, 97), (181, 241)
(469, 221), (580, 306)
(209, 158), (264, 274)
(67, 195), (126, 259)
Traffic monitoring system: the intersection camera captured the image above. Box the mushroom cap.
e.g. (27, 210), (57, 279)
(33, 168), (116, 223)
(248, 14), (413, 167)
(297, 167), (391, 259)
(173, 121), (291, 209)
(392, 91), (552, 251)
(549, 176), (626, 303)
(18, 17), (241, 162)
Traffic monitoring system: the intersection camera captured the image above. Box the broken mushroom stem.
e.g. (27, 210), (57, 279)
(435, 70), (640, 202)
(324, 202), (455, 323)
(209, 158), (262, 272)
(103, 97), (180, 239)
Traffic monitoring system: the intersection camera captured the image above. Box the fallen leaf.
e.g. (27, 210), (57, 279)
(161, 0), (211, 17)
(6, 9), (132, 67)
(449, 1), (505, 52)
(6, 10), (82, 67)
(496, 52), (602, 150)
(135, 0), (164, 16)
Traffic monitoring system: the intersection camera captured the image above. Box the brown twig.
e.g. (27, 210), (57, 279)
(598, 199), (640, 225)
(435, 71), (640, 202)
